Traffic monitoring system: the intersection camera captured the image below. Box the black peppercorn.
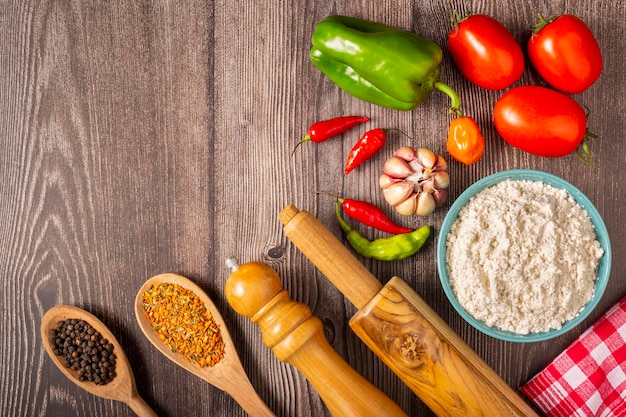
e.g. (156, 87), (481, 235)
(51, 318), (117, 385)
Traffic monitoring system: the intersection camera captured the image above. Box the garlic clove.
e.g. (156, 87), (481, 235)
(432, 188), (448, 207)
(433, 155), (448, 171)
(415, 148), (437, 169)
(432, 171), (450, 189)
(379, 173), (398, 189)
(394, 194), (418, 216)
(415, 192), (436, 216)
(408, 159), (425, 174)
(394, 146), (417, 162)
(419, 177), (434, 193)
(382, 181), (414, 206)
(383, 156), (413, 178)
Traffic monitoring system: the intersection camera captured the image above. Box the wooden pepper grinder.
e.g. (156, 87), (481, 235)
(224, 258), (407, 417)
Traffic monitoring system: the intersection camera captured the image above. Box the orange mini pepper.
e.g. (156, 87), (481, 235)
(446, 116), (485, 165)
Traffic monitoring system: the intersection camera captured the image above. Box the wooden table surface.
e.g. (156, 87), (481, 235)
(2, 0), (624, 416)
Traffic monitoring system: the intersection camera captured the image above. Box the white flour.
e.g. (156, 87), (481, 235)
(446, 179), (604, 334)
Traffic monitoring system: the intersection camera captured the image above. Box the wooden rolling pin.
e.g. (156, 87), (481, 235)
(279, 204), (539, 417)
(225, 258), (408, 417)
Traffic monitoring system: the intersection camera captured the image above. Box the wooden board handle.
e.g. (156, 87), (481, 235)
(279, 204), (382, 309)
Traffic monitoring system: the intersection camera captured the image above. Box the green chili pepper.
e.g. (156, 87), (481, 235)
(335, 202), (430, 261)
(310, 15), (460, 111)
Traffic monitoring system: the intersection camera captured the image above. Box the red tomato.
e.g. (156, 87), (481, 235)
(448, 14), (524, 90)
(528, 15), (602, 94)
(493, 86), (587, 157)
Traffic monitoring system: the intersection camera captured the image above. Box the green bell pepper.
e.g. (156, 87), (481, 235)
(310, 15), (460, 111)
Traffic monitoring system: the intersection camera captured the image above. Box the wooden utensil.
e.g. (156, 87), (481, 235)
(279, 204), (539, 417)
(135, 273), (275, 417)
(41, 305), (157, 417)
(224, 258), (408, 417)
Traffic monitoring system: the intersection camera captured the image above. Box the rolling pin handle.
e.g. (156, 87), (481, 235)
(279, 205), (382, 309)
(278, 204), (300, 225)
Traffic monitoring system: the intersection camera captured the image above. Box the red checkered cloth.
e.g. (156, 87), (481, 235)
(520, 294), (626, 417)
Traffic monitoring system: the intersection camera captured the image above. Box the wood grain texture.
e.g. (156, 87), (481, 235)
(1, 0), (624, 416)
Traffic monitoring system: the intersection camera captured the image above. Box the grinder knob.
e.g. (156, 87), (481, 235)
(224, 258), (283, 318)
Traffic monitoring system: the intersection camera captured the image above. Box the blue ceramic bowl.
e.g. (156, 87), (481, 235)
(437, 170), (612, 342)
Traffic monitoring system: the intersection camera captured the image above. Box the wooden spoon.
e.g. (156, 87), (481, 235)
(135, 273), (275, 417)
(40, 305), (157, 417)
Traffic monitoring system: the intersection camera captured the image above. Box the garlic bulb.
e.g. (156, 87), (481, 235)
(380, 147), (449, 216)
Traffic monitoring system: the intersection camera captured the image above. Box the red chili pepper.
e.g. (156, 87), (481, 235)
(345, 128), (396, 174)
(343, 197), (413, 234)
(320, 192), (412, 234)
(344, 128), (387, 174)
(292, 116), (370, 154)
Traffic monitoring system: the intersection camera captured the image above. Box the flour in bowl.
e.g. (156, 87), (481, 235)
(445, 179), (604, 334)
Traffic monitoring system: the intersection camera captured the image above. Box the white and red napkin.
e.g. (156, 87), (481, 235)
(520, 294), (626, 417)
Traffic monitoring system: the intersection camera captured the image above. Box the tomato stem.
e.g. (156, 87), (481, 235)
(434, 81), (462, 116)
(532, 14), (557, 35)
(449, 4), (472, 33)
(576, 130), (598, 168)
(450, 10), (460, 33)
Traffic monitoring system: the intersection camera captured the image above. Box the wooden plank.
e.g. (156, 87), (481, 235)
(0, 0), (624, 416)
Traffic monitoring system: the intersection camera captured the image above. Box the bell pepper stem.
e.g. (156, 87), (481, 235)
(434, 81), (462, 117)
